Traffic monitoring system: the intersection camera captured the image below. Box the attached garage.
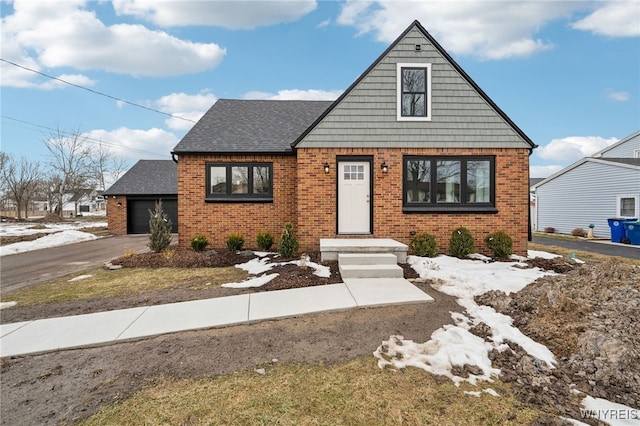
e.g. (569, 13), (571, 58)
(104, 160), (178, 235)
(127, 197), (178, 234)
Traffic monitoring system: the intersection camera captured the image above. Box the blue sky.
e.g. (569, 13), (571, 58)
(1, 0), (639, 182)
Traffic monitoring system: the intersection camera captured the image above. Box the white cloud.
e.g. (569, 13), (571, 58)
(529, 165), (564, 179)
(243, 89), (343, 100)
(113, 0), (317, 29)
(572, 1), (640, 37)
(155, 92), (218, 131)
(536, 136), (619, 163)
(337, 1), (581, 60)
(317, 18), (331, 29)
(82, 128), (179, 162)
(1, 0), (226, 85)
(606, 90), (631, 102)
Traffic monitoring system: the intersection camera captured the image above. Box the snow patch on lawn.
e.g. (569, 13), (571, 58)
(0, 230), (98, 256)
(222, 273), (279, 288)
(68, 275), (94, 282)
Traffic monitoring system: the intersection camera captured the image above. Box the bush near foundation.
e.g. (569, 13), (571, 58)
(278, 223), (298, 258)
(190, 234), (209, 252)
(449, 227), (475, 258)
(256, 232), (275, 251)
(411, 233), (438, 257)
(484, 231), (513, 259)
(226, 233), (245, 251)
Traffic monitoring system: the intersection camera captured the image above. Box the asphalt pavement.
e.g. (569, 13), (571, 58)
(531, 235), (640, 260)
(0, 235), (150, 292)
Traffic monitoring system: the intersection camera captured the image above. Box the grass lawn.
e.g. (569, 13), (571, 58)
(0, 267), (247, 306)
(81, 357), (545, 425)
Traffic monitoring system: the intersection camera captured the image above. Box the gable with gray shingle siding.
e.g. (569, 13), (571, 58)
(104, 160), (177, 196)
(296, 25), (530, 149)
(172, 99), (333, 154)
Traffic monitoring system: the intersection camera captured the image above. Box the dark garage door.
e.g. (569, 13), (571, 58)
(127, 198), (178, 234)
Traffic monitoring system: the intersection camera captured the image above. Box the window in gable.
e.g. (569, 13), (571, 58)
(403, 156), (496, 213)
(397, 63), (431, 121)
(206, 162), (272, 202)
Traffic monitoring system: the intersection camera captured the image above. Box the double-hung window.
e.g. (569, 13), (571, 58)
(403, 156), (496, 213)
(617, 195), (639, 218)
(206, 162), (272, 202)
(397, 63), (431, 121)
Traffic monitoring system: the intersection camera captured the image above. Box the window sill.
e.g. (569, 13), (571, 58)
(205, 197), (273, 204)
(403, 205), (498, 214)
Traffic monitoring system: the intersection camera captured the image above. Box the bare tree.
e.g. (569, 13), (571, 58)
(0, 152), (42, 219)
(90, 141), (129, 191)
(44, 127), (95, 217)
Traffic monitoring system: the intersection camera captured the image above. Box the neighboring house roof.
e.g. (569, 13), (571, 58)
(592, 130), (640, 157)
(529, 178), (544, 189)
(172, 99), (333, 154)
(292, 20), (536, 151)
(104, 160), (177, 196)
(532, 157), (640, 190)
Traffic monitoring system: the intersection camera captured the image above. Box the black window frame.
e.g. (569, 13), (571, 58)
(403, 156), (497, 213)
(205, 162), (273, 203)
(400, 66), (428, 118)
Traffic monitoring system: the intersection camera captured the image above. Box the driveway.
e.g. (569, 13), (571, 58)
(1, 235), (150, 293)
(532, 235), (640, 260)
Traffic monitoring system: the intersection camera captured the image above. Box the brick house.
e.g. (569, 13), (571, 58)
(171, 20), (536, 255)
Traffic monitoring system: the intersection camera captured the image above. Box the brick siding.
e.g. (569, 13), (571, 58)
(296, 147), (530, 256)
(177, 148), (530, 256)
(177, 154), (297, 250)
(106, 196), (128, 235)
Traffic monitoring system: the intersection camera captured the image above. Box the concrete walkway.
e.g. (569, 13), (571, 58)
(0, 278), (433, 358)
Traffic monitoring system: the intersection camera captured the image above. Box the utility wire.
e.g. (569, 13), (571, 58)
(0, 58), (197, 124)
(1, 115), (169, 158)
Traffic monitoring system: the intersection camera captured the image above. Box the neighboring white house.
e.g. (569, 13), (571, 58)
(533, 130), (640, 238)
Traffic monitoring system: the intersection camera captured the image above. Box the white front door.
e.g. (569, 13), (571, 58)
(338, 161), (371, 234)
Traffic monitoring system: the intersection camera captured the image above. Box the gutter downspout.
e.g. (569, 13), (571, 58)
(171, 152), (178, 163)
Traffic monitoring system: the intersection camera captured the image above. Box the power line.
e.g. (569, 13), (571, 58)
(1, 115), (169, 158)
(0, 58), (197, 124)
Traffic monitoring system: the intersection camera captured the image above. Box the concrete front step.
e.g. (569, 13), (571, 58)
(320, 238), (408, 263)
(339, 264), (404, 279)
(338, 253), (398, 266)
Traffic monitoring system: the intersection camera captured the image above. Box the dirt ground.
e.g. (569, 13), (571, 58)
(1, 245), (638, 425)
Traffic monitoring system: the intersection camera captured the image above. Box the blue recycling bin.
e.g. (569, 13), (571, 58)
(608, 218), (637, 243)
(623, 222), (640, 245)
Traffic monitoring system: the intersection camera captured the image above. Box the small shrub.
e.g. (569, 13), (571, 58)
(226, 233), (245, 251)
(571, 228), (587, 238)
(256, 231), (275, 251)
(449, 226), (475, 258)
(410, 233), (438, 257)
(544, 227), (555, 234)
(123, 249), (137, 258)
(148, 200), (172, 253)
(190, 233), (209, 252)
(162, 249), (176, 259)
(484, 231), (513, 259)
(278, 222), (298, 258)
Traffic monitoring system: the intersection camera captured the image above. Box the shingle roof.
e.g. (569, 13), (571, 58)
(599, 158), (640, 167)
(172, 99), (333, 154)
(103, 160), (177, 196)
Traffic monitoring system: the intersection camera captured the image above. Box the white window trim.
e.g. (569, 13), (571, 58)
(397, 62), (432, 122)
(616, 194), (639, 219)
(634, 148), (640, 158)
